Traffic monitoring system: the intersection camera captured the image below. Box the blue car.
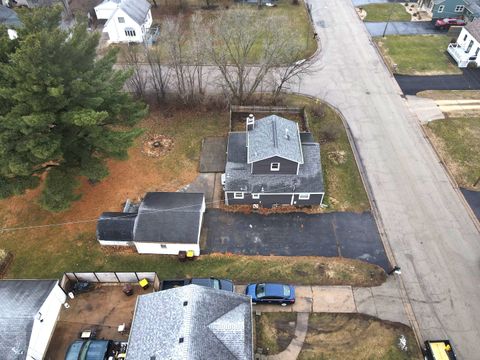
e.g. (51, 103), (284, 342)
(245, 283), (295, 306)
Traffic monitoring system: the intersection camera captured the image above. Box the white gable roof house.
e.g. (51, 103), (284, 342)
(94, 0), (152, 44)
(447, 19), (480, 67)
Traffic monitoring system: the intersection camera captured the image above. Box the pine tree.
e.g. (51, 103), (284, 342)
(0, 7), (147, 211)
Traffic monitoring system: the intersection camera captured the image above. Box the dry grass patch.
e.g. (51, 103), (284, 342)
(255, 313), (297, 355)
(418, 90), (480, 101)
(299, 313), (421, 360)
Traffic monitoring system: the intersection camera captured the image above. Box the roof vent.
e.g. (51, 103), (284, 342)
(246, 114), (255, 131)
(179, 337), (184, 343)
(285, 128), (290, 140)
(183, 301), (188, 306)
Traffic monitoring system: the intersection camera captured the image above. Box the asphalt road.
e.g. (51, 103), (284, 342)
(203, 209), (390, 270)
(395, 69), (480, 95)
(460, 189), (480, 220)
(299, 0), (480, 357)
(365, 21), (441, 36)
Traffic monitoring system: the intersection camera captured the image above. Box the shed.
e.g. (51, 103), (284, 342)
(126, 284), (253, 360)
(96, 212), (136, 246)
(0, 280), (66, 360)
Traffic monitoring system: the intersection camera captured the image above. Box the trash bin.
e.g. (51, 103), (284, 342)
(139, 278), (149, 290)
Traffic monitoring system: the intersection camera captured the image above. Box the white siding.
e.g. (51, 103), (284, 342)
(454, 28), (480, 66)
(101, 8), (152, 43)
(26, 283), (66, 360)
(134, 242), (201, 256)
(94, 1), (119, 20)
(98, 240), (134, 246)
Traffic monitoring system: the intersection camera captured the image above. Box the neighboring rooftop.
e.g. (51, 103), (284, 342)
(133, 192), (205, 243)
(0, 280), (57, 360)
(466, 18), (480, 41)
(119, 0), (150, 25)
(247, 115), (304, 164)
(225, 132), (324, 193)
(126, 284), (253, 360)
(0, 5), (21, 27)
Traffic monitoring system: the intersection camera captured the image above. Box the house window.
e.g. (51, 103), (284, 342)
(298, 193), (310, 200)
(437, 5), (444, 12)
(467, 40), (474, 52)
(252, 194), (260, 199)
(161, 244), (167, 249)
(125, 28), (136, 37)
(118, 17), (125, 23)
(454, 5), (464, 12)
(464, 34), (468, 41)
(234, 192), (244, 199)
(270, 162), (280, 171)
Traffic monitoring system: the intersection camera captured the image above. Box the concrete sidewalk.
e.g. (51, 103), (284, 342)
(236, 277), (409, 325)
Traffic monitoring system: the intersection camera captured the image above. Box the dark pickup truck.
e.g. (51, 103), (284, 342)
(160, 277), (234, 292)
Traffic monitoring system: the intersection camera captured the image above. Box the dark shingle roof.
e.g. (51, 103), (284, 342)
(466, 18), (480, 40)
(0, 280), (57, 360)
(126, 285), (253, 360)
(133, 192), (205, 244)
(247, 115), (303, 164)
(0, 6), (21, 27)
(96, 212), (136, 242)
(225, 132), (324, 193)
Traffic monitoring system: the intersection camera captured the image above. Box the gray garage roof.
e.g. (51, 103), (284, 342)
(0, 280), (57, 360)
(466, 18), (480, 41)
(96, 212), (136, 242)
(120, 0), (150, 25)
(247, 115), (304, 164)
(225, 132), (324, 193)
(126, 284), (253, 360)
(133, 192), (205, 244)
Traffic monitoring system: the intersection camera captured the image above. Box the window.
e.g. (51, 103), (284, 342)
(234, 192), (244, 199)
(125, 28), (136, 37)
(437, 5), (444, 12)
(464, 34), (468, 41)
(467, 40), (474, 52)
(118, 17), (125, 23)
(454, 5), (464, 12)
(298, 193), (310, 200)
(252, 194), (260, 199)
(270, 162), (280, 171)
(161, 244), (167, 249)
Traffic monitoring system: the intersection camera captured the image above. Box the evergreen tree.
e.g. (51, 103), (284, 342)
(0, 7), (147, 211)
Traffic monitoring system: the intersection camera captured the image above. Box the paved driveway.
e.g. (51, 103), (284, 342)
(203, 209), (390, 270)
(365, 21), (441, 36)
(395, 69), (480, 95)
(461, 188), (480, 220)
(301, 0), (480, 357)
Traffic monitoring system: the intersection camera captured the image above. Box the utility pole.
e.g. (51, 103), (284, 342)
(382, 2), (396, 38)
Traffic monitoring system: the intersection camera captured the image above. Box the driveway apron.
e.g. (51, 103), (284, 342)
(203, 209), (390, 270)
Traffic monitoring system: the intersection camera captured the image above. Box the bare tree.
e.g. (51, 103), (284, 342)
(271, 57), (314, 101)
(146, 47), (171, 104)
(123, 45), (148, 99)
(204, 8), (304, 104)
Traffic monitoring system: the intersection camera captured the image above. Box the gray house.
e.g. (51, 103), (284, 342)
(223, 114), (325, 207)
(126, 284), (253, 360)
(419, 0), (480, 21)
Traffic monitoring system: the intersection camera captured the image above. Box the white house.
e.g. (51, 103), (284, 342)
(97, 192), (206, 256)
(447, 18), (480, 67)
(94, 0), (152, 43)
(0, 280), (66, 360)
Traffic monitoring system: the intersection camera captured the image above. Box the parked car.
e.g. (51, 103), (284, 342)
(160, 277), (234, 292)
(245, 283), (295, 306)
(435, 18), (466, 30)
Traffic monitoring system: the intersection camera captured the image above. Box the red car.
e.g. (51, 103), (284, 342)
(435, 18), (466, 30)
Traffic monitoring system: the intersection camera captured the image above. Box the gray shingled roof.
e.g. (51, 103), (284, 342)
(0, 280), (57, 360)
(119, 0), (150, 25)
(96, 212), (136, 242)
(247, 115), (304, 164)
(126, 285), (253, 360)
(0, 6), (21, 27)
(225, 132), (324, 193)
(465, 0), (480, 17)
(466, 18), (480, 41)
(133, 192), (204, 244)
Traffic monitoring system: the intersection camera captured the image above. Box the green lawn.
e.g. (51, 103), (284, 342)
(362, 3), (411, 22)
(425, 117), (480, 190)
(375, 35), (462, 75)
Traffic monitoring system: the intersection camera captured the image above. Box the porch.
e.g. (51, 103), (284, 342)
(447, 43), (477, 68)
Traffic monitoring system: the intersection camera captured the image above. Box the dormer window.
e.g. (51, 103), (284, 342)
(270, 163), (280, 171)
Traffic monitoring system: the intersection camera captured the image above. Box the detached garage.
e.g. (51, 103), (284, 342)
(96, 192), (206, 256)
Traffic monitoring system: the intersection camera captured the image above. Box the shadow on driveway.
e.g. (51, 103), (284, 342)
(395, 69), (480, 95)
(203, 209), (390, 271)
